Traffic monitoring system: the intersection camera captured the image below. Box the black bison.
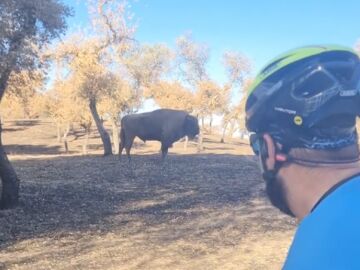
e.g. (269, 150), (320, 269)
(119, 109), (199, 160)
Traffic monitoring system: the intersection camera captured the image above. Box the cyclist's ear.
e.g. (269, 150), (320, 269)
(261, 134), (277, 170)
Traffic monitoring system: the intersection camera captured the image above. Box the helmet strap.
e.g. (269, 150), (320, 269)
(259, 136), (282, 182)
(285, 154), (360, 167)
(259, 138), (296, 217)
(279, 142), (360, 167)
(262, 169), (278, 182)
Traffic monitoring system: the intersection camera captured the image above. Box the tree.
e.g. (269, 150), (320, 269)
(237, 78), (253, 136)
(221, 107), (237, 143)
(44, 83), (67, 143)
(221, 98), (246, 142)
(195, 80), (230, 133)
(223, 51), (251, 87)
(79, 114), (93, 155)
(52, 0), (136, 156)
(236, 96), (247, 137)
(220, 52), (252, 142)
(176, 33), (209, 85)
(148, 81), (195, 112)
(45, 78), (92, 153)
(1, 93), (25, 119)
(45, 78), (94, 154)
(0, 0), (71, 208)
(5, 69), (44, 118)
(175, 34), (210, 151)
(71, 43), (114, 155)
(122, 43), (173, 118)
(99, 77), (140, 154)
(221, 78), (253, 142)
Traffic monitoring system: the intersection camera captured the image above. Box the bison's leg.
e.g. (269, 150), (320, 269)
(119, 128), (125, 158)
(119, 141), (124, 157)
(119, 140), (125, 159)
(125, 135), (135, 161)
(161, 143), (169, 161)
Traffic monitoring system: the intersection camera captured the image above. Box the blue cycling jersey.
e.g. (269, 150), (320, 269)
(283, 174), (360, 270)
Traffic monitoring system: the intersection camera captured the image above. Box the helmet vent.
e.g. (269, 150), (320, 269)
(292, 69), (336, 99)
(261, 56), (290, 76)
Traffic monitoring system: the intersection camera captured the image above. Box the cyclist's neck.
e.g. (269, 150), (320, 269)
(278, 162), (360, 221)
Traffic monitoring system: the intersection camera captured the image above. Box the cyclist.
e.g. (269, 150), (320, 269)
(245, 45), (360, 269)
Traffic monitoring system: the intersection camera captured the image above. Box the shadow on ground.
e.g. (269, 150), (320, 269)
(4, 144), (64, 155)
(0, 154), (293, 251)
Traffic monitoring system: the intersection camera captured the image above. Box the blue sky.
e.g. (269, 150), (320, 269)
(63, 0), (360, 85)
(59, 0), (360, 110)
(60, 0), (360, 114)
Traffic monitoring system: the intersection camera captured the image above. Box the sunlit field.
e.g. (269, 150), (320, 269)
(0, 120), (296, 270)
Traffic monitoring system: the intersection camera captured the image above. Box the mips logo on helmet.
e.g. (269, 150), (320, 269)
(294, 115), (303, 126)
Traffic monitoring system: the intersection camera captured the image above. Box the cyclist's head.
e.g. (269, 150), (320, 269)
(246, 45), (360, 216)
(246, 45), (360, 155)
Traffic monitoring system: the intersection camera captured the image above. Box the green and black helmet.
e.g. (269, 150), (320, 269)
(246, 45), (360, 150)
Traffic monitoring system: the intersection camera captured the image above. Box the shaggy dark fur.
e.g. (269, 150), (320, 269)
(119, 109), (199, 160)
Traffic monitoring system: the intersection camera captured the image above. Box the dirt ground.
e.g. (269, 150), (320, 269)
(0, 119), (296, 270)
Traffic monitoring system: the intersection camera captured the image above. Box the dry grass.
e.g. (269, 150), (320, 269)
(0, 119), (296, 270)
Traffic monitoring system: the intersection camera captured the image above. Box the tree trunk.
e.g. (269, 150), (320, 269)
(63, 123), (70, 153)
(23, 102), (31, 119)
(228, 120), (236, 138)
(82, 128), (90, 155)
(89, 99), (112, 156)
(110, 118), (119, 155)
(56, 123), (62, 143)
(0, 69), (12, 102)
(0, 121), (19, 209)
(0, 66), (16, 210)
(197, 130), (204, 153)
(0, 27), (36, 209)
(201, 117), (205, 129)
(209, 115), (213, 134)
(23, 109), (28, 119)
(221, 123), (228, 143)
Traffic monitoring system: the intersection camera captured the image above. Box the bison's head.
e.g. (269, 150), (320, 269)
(184, 115), (200, 139)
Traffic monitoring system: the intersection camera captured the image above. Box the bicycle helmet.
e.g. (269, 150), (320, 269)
(246, 45), (360, 150)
